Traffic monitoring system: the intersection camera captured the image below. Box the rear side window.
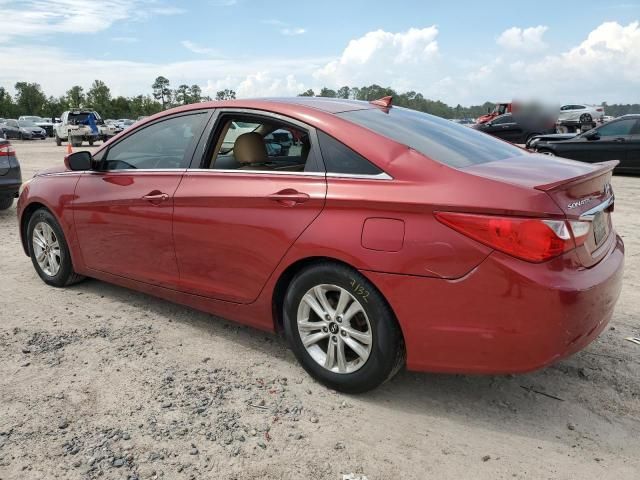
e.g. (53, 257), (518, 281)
(339, 107), (525, 168)
(317, 131), (382, 175)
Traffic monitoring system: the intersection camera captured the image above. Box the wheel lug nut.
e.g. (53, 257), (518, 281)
(332, 336), (337, 342)
(340, 330), (347, 337)
(336, 316), (342, 323)
(325, 314), (331, 321)
(322, 327), (328, 333)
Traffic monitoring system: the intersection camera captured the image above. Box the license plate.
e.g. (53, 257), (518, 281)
(592, 211), (608, 245)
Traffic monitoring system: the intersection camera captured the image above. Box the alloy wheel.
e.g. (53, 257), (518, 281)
(32, 222), (62, 277)
(296, 284), (373, 374)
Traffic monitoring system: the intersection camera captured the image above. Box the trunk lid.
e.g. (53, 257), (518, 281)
(464, 154), (617, 267)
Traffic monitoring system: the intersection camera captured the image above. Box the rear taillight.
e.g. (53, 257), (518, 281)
(0, 144), (16, 157)
(435, 212), (591, 262)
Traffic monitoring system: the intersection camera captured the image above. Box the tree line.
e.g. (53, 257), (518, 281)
(1, 76), (638, 120)
(299, 85), (640, 119)
(0, 76), (237, 120)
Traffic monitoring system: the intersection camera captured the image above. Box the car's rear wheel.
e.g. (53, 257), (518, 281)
(283, 262), (404, 393)
(0, 198), (13, 210)
(579, 113), (593, 123)
(88, 138), (94, 146)
(27, 208), (85, 287)
(55, 134), (62, 146)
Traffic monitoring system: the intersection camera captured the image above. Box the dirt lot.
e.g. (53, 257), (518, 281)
(1, 138), (639, 480)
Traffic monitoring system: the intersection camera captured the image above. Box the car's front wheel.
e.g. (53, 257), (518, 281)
(27, 208), (85, 287)
(283, 262), (404, 393)
(537, 148), (555, 156)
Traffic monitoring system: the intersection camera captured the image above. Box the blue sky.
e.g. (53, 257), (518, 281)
(1, 0), (639, 105)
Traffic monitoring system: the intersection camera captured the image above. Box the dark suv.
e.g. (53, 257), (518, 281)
(0, 139), (21, 210)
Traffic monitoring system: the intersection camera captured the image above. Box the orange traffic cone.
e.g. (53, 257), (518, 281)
(66, 142), (73, 154)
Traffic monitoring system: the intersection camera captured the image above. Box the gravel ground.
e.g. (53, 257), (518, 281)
(1, 138), (639, 480)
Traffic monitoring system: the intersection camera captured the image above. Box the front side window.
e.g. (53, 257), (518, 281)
(491, 114), (512, 125)
(205, 114), (317, 172)
(595, 119), (638, 137)
(339, 106), (525, 168)
(104, 113), (206, 170)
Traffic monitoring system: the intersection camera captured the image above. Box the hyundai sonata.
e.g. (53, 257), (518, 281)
(17, 97), (624, 392)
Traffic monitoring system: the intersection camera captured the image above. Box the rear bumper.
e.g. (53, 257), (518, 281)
(0, 178), (21, 198)
(364, 234), (624, 374)
(0, 159), (22, 198)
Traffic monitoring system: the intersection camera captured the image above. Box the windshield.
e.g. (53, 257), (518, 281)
(18, 121), (37, 128)
(338, 107), (525, 168)
(22, 116), (42, 122)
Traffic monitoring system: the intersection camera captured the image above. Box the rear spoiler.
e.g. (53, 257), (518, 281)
(534, 160), (618, 192)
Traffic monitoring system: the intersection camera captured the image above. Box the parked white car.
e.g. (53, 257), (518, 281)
(558, 104), (604, 123)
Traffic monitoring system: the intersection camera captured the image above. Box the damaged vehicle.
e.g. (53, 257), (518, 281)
(54, 110), (115, 147)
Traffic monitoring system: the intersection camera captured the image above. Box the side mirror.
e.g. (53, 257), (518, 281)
(584, 131), (599, 140)
(64, 151), (92, 171)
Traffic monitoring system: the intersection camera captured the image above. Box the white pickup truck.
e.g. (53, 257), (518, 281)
(54, 110), (116, 147)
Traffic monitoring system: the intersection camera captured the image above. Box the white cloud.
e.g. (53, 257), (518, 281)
(1, 20), (639, 106)
(314, 26), (439, 88)
(181, 40), (219, 56)
(281, 28), (306, 36)
(262, 19), (306, 36)
(497, 26), (548, 52)
(0, 0), (183, 43)
(457, 21), (640, 103)
(112, 37), (139, 43)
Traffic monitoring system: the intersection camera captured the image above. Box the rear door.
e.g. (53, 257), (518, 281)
(583, 118), (637, 164)
(73, 111), (209, 288)
(172, 109), (327, 303)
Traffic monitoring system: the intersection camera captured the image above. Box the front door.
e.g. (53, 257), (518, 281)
(73, 111), (209, 288)
(580, 118), (637, 164)
(173, 110), (327, 303)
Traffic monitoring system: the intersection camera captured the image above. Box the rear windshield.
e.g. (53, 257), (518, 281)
(338, 107), (525, 168)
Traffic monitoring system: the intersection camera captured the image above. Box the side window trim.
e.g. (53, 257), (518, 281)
(190, 107), (325, 173)
(100, 109), (213, 171)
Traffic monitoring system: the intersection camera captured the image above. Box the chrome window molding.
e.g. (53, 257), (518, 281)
(326, 172), (393, 180)
(579, 196), (615, 221)
(184, 169), (393, 180)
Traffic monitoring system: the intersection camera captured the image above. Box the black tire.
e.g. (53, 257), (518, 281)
(19, 132), (24, 140)
(55, 134), (62, 146)
(579, 113), (592, 123)
(88, 138), (94, 146)
(27, 208), (85, 287)
(283, 262), (404, 393)
(1, 131), (7, 140)
(537, 148), (555, 156)
(72, 140), (82, 147)
(0, 198), (13, 210)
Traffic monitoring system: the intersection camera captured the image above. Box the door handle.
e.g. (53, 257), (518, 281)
(613, 137), (626, 142)
(142, 192), (169, 202)
(268, 189), (310, 206)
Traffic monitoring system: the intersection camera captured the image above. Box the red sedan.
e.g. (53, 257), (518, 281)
(17, 97), (624, 392)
